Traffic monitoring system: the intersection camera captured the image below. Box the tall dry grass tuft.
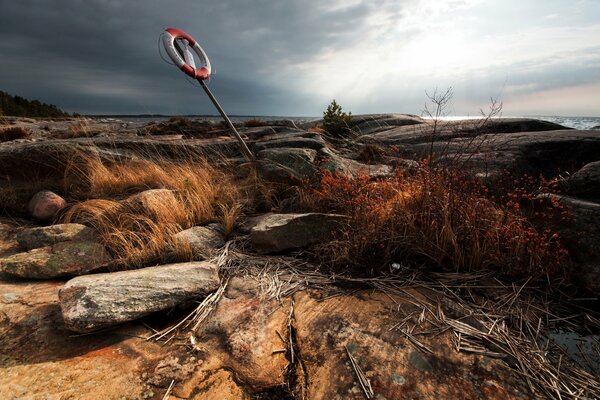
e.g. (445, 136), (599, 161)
(303, 165), (569, 279)
(59, 149), (243, 269)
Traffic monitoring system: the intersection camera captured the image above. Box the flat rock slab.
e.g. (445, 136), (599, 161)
(16, 223), (96, 250)
(251, 213), (347, 253)
(0, 241), (111, 279)
(59, 261), (220, 332)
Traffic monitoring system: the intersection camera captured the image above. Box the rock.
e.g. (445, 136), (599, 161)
(561, 161), (600, 201)
(59, 261), (219, 332)
(256, 148), (318, 184)
(15, 223), (95, 250)
(27, 191), (66, 220)
(363, 129), (600, 180)
(292, 290), (531, 400)
(0, 241), (111, 279)
(319, 148), (393, 179)
(174, 224), (225, 259)
(541, 194), (600, 294)
(188, 276), (289, 392)
(351, 113), (425, 135)
(253, 136), (326, 152)
(250, 213), (347, 253)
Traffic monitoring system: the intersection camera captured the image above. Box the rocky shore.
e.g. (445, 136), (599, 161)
(1, 115), (599, 399)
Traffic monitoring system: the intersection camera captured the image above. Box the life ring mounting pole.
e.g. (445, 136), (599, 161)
(199, 79), (255, 161)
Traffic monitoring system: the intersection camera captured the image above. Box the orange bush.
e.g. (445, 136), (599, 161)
(304, 165), (569, 278)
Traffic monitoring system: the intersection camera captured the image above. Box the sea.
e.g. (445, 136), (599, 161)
(104, 115), (600, 130)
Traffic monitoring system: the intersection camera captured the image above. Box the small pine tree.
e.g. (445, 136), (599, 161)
(322, 99), (352, 137)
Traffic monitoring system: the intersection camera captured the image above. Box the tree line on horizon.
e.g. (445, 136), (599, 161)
(0, 91), (70, 118)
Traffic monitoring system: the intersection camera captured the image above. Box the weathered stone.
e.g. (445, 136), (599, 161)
(59, 261), (220, 332)
(16, 223), (95, 250)
(174, 224), (225, 259)
(253, 136), (326, 152)
(0, 241), (111, 279)
(27, 191), (66, 220)
(540, 194), (600, 294)
(561, 160), (600, 201)
(319, 148), (393, 179)
(251, 213), (347, 253)
(292, 290), (531, 400)
(256, 148), (318, 184)
(189, 276), (289, 392)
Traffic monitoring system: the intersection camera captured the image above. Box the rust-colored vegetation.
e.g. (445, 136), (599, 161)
(301, 164), (569, 279)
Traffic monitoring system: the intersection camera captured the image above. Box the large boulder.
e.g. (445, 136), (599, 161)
(0, 241), (111, 279)
(541, 194), (600, 294)
(15, 223), (95, 250)
(59, 261), (220, 332)
(27, 191), (66, 220)
(174, 224), (225, 259)
(560, 161), (600, 201)
(256, 148), (318, 185)
(250, 213), (347, 253)
(253, 136), (326, 152)
(319, 148), (393, 179)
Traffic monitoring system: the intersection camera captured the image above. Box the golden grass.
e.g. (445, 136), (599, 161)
(55, 148), (245, 269)
(0, 126), (31, 142)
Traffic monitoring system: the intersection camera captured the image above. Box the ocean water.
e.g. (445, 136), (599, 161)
(112, 115), (600, 130)
(528, 116), (600, 130)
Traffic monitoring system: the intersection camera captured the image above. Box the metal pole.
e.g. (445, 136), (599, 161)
(199, 79), (255, 162)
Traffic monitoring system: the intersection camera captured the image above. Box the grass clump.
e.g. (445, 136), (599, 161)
(0, 126), (31, 142)
(302, 165), (568, 279)
(57, 150), (243, 269)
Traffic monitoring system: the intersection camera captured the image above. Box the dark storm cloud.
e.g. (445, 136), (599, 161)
(0, 0), (404, 115)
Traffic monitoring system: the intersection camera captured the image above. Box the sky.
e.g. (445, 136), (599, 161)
(0, 0), (599, 117)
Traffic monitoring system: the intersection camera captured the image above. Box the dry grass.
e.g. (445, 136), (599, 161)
(57, 149), (244, 269)
(0, 126), (31, 142)
(301, 165), (569, 279)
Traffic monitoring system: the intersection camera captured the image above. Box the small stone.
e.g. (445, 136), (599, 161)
(28, 191), (66, 220)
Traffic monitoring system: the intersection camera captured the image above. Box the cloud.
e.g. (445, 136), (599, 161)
(0, 0), (598, 116)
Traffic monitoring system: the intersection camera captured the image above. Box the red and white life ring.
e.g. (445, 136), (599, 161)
(162, 27), (211, 81)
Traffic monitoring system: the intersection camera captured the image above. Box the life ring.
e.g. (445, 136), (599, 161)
(162, 27), (211, 80)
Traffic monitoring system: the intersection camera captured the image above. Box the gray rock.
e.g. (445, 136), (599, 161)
(319, 148), (393, 179)
(16, 223), (95, 250)
(28, 191), (66, 220)
(0, 241), (111, 279)
(250, 213), (347, 253)
(541, 194), (600, 294)
(59, 261), (220, 332)
(256, 148), (318, 184)
(253, 136), (326, 152)
(351, 114), (425, 135)
(174, 224), (225, 259)
(561, 161), (600, 201)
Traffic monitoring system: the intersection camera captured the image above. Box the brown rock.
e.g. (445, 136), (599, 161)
(27, 190), (66, 220)
(0, 241), (111, 279)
